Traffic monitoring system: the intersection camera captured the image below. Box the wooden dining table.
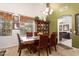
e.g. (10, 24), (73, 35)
(20, 36), (39, 43)
(20, 36), (39, 47)
(20, 36), (39, 53)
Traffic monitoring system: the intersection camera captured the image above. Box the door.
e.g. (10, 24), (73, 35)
(57, 15), (72, 47)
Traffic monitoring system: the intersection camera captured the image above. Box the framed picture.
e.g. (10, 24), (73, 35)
(63, 24), (69, 31)
(59, 25), (62, 31)
(75, 14), (79, 35)
(13, 16), (20, 29)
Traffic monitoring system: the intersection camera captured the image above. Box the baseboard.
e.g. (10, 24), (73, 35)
(0, 44), (18, 49)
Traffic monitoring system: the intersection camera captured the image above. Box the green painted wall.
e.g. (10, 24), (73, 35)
(49, 3), (79, 48)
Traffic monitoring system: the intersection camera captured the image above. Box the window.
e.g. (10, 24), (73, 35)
(20, 19), (33, 36)
(0, 17), (12, 36)
(0, 17), (3, 36)
(2, 20), (12, 36)
(0, 12), (12, 36)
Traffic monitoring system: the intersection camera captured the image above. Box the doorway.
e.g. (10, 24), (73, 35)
(57, 15), (72, 47)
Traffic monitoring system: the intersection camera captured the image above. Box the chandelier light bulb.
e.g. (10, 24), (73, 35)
(49, 9), (54, 15)
(43, 11), (45, 15)
(43, 11), (48, 15)
(45, 7), (49, 13)
(43, 7), (54, 15)
(45, 12), (48, 16)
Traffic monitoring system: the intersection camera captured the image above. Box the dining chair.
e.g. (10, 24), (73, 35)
(33, 35), (49, 56)
(17, 33), (32, 56)
(26, 32), (33, 37)
(0, 49), (6, 56)
(49, 32), (57, 54)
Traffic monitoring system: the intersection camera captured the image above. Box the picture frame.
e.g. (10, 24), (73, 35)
(75, 14), (79, 35)
(13, 16), (20, 29)
(63, 24), (69, 31)
(59, 25), (62, 31)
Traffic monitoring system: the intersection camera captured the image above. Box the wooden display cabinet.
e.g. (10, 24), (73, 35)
(35, 20), (49, 36)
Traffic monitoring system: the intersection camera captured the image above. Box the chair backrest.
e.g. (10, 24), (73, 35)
(26, 32), (33, 37)
(39, 35), (49, 48)
(0, 50), (6, 56)
(17, 33), (21, 46)
(34, 32), (37, 36)
(50, 32), (57, 46)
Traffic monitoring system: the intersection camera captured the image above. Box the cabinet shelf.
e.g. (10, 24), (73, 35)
(35, 20), (49, 36)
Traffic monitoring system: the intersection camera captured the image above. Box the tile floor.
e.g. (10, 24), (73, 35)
(3, 45), (79, 56)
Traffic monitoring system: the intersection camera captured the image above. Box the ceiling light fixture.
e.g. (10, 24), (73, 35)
(43, 7), (54, 15)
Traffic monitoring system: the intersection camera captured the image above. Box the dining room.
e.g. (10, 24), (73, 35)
(1, 3), (79, 56)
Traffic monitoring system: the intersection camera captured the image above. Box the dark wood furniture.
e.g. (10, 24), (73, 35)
(35, 20), (49, 36)
(33, 35), (49, 56)
(26, 32), (33, 37)
(59, 32), (70, 41)
(17, 34), (33, 56)
(49, 32), (57, 54)
(26, 32), (37, 37)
